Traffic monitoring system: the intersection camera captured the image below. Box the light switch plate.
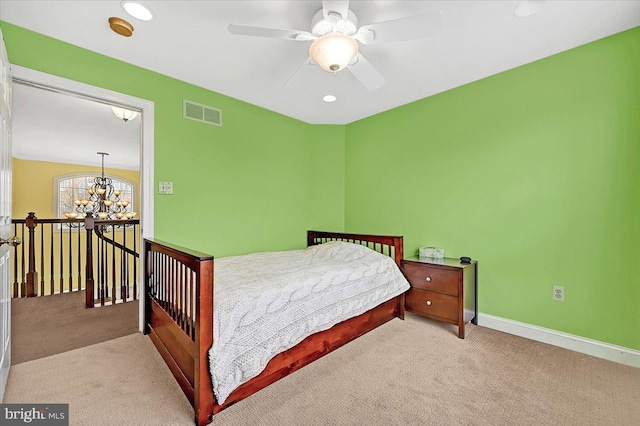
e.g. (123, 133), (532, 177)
(158, 181), (173, 195)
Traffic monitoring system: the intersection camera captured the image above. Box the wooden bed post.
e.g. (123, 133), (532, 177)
(392, 236), (405, 320)
(194, 257), (214, 426)
(392, 236), (403, 267)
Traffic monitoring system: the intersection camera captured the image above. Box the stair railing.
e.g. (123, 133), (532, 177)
(10, 211), (140, 308)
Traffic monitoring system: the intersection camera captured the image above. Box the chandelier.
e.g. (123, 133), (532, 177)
(64, 152), (137, 220)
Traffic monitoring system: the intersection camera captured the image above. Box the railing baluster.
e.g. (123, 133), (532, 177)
(50, 222), (54, 296)
(97, 234), (101, 304)
(120, 225), (125, 302)
(59, 221), (63, 294)
(20, 221), (25, 297)
(100, 235), (104, 306)
(12, 222), (18, 297)
(68, 224), (73, 292)
(85, 217), (95, 308)
(123, 224), (128, 300)
(40, 225), (44, 296)
(95, 232), (99, 304)
(133, 223), (137, 300)
(111, 226), (116, 303)
(77, 225), (81, 291)
(101, 235), (106, 306)
(104, 234), (108, 304)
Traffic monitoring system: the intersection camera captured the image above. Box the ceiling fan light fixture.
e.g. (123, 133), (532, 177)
(514, 0), (547, 18)
(112, 106), (139, 122)
(121, 1), (154, 22)
(309, 33), (358, 73)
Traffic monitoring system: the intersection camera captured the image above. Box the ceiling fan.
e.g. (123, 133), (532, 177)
(228, 0), (445, 90)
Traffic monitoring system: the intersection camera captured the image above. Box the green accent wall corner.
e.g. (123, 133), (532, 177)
(344, 26), (640, 350)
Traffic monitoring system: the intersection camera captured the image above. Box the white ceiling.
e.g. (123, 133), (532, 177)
(2, 1), (639, 125)
(12, 83), (141, 170)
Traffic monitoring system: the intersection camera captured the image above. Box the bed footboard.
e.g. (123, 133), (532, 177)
(144, 238), (214, 426)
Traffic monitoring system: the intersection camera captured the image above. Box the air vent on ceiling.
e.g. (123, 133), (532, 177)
(183, 99), (222, 126)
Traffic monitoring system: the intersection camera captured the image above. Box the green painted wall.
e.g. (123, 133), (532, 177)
(1, 22), (345, 256)
(3, 21), (638, 350)
(344, 27), (640, 350)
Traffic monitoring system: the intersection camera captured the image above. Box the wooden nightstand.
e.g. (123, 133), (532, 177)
(402, 256), (477, 339)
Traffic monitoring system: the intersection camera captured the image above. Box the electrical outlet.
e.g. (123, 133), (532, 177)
(553, 285), (564, 302)
(158, 181), (173, 195)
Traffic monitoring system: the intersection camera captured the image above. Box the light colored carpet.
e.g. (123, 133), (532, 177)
(11, 291), (139, 364)
(4, 314), (640, 426)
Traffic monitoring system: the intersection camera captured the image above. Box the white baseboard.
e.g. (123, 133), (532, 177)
(477, 313), (640, 368)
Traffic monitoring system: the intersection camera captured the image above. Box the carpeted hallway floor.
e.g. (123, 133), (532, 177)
(4, 313), (639, 426)
(11, 291), (139, 364)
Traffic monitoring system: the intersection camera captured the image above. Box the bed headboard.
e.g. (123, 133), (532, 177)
(307, 230), (404, 268)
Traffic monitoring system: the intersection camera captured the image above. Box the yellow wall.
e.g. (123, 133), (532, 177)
(12, 158), (140, 219)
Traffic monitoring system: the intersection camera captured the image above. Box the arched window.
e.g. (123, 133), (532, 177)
(54, 173), (135, 219)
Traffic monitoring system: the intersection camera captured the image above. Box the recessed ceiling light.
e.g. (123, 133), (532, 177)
(514, 0), (547, 18)
(323, 95), (337, 103)
(121, 1), (154, 22)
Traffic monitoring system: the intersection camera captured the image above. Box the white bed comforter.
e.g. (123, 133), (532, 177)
(208, 241), (410, 404)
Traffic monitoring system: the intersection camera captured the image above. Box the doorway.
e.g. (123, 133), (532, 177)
(9, 66), (154, 363)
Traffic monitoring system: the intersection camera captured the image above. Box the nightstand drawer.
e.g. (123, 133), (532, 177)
(403, 262), (459, 296)
(405, 289), (458, 323)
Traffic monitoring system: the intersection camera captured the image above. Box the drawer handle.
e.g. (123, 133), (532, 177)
(426, 300), (432, 306)
(425, 277), (432, 282)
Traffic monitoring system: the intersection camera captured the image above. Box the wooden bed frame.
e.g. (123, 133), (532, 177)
(144, 231), (405, 425)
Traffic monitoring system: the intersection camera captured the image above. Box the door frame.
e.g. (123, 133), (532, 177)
(10, 64), (154, 332)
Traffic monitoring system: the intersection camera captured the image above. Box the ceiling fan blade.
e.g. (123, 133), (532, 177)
(347, 53), (385, 91)
(284, 57), (314, 88)
(356, 12), (445, 45)
(322, 0), (350, 21)
(228, 24), (314, 41)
